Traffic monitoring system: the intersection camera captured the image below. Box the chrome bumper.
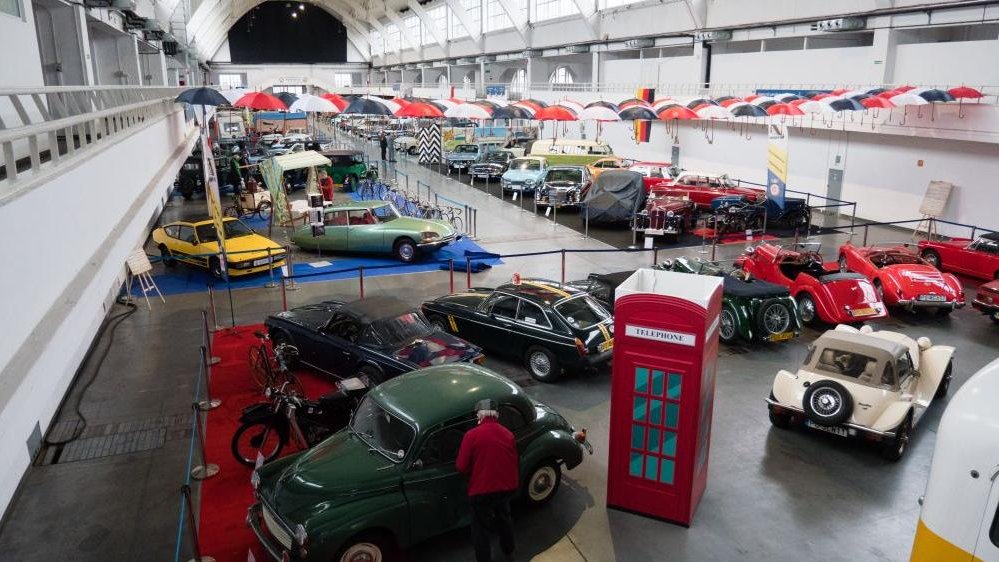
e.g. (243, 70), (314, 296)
(764, 397), (896, 438)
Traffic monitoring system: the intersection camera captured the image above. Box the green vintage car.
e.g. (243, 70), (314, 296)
(656, 257), (802, 344)
(248, 364), (591, 562)
(290, 201), (459, 262)
(320, 149), (377, 187)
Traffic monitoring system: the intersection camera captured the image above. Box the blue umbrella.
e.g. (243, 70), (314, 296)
(918, 89), (955, 102)
(341, 97), (394, 115)
(174, 87), (229, 106)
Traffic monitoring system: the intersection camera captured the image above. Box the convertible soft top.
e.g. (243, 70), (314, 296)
(813, 330), (906, 363)
(340, 296), (415, 324)
(723, 276), (789, 298)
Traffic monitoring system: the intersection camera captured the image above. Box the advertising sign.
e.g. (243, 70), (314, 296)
(767, 123), (789, 210)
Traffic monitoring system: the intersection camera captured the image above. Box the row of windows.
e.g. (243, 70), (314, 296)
(382, 67), (571, 89)
(370, 0), (646, 54)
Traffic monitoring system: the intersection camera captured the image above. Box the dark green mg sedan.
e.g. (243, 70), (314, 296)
(248, 363), (591, 562)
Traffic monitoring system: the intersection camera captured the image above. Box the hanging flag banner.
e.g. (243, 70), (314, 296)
(633, 120), (651, 144)
(199, 126), (229, 277)
(635, 87), (656, 104)
(767, 123), (789, 210)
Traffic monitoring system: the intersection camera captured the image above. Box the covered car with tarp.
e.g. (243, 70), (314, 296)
(258, 150), (332, 225)
(582, 169), (646, 225)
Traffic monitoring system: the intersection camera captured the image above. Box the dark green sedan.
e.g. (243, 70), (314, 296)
(248, 364), (590, 562)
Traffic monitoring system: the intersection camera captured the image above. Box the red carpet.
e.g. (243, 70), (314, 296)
(691, 228), (778, 245)
(198, 325), (336, 562)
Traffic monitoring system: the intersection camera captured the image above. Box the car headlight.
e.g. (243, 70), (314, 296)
(667, 210), (675, 217)
(422, 231), (440, 241)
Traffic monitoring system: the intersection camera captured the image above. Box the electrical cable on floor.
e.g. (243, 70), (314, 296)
(43, 299), (139, 447)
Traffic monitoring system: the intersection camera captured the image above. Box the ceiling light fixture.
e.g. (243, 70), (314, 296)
(298, 3), (304, 9)
(291, 11), (298, 18)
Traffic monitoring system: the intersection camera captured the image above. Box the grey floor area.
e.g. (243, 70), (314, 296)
(0, 139), (996, 562)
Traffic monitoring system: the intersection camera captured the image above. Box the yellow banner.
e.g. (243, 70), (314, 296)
(199, 127), (228, 275)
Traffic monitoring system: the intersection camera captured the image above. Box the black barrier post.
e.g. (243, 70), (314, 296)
(850, 203), (857, 237)
(264, 247), (277, 288)
(863, 224), (869, 246)
(561, 249), (566, 285)
(190, 403), (219, 480)
(180, 485), (215, 562)
(284, 246), (299, 291)
(466, 257), (472, 290)
(197, 345), (221, 411)
(206, 284), (222, 332)
(358, 266), (365, 299)
(711, 239), (717, 261)
(653, 247), (659, 265)
(281, 277), (288, 311)
(201, 311), (220, 366)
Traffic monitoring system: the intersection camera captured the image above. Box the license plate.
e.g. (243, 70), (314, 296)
(768, 331), (795, 342)
(598, 339), (614, 353)
(919, 294), (946, 302)
(253, 257), (272, 266)
(645, 229), (665, 236)
(805, 420), (849, 437)
(851, 307), (876, 317)
(476, 174), (489, 178)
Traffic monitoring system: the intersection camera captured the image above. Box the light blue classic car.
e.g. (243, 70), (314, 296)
(500, 156), (549, 194)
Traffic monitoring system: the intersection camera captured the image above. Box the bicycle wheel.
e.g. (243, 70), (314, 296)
(231, 421), (285, 467)
(451, 216), (464, 232)
(249, 345), (272, 389)
(256, 201), (272, 220)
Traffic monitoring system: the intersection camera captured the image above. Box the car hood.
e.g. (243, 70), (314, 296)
(391, 332), (481, 367)
(269, 302), (340, 331)
(390, 216), (456, 238)
(205, 234), (284, 260)
(261, 431), (401, 522)
(502, 169), (544, 182)
(543, 181), (582, 191)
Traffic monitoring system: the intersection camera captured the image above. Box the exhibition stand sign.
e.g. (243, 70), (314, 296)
(607, 269), (722, 526)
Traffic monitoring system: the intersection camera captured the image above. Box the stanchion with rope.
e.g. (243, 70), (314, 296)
(284, 246), (299, 292)
(264, 247), (277, 289)
(560, 249), (566, 285)
(189, 402), (219, 480)
(466, 257), (472, 290)
(201, 310), (221, 366)
(206, 284), (223, 332)
(449, 259), (455, 293)
(358, 266), (365, 299)
(180, 485), (215, 562)
(197, 344), (221, 411)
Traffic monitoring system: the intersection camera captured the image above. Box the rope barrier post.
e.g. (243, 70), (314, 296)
(472, 208), (478, 240)
(553, 203), (558, 231)
(466, 257), (472, 290)
(711, 238), (717, 261)
(863, 224), (869, 246)
(582, 205), (589, 239)
(190, 403), (219, 481)
(206, 284), (222, 332)
(281, 277), (288, 312)
(698, 217), (708, 255)
(762, 205), (768, 237)
(653, 247), (659, 266)
(850, 203), (857, 237)
(284, 246), (299, 291)
(561, 249), (566, 285)
(449, 259), (455, 293)
(180, 485), (216, 562)
(264, 247), (277, 289)
(197, 344), (221, 410)
(358, 266), (365, 300)
(201, 310), (221, 366)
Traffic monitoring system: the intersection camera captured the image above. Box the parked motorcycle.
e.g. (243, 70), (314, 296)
(230, 372), (368, 467)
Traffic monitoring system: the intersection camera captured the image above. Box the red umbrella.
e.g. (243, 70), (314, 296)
(876, 90), (900, 99)
(391, 97), (412, 108)
(831, 88), (850, 95)
(533, 105), (578, 121)
(811, 93), (835, 101)
(321, 93), (349, 111)
(894, 85), (916, 93)
(861, 97), (896, 109)
(743, 94), (761, 102)
(719, 98), (742, 108)
(948, 86), (983, 99)
(657, 105), (698, 120)
(395, 102), (445, 118)
(233, 91), (286, 110)
(766, 103), (805, 116)
(789, 99), (809, 107)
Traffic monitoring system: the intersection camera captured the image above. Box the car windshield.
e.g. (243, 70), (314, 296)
(510, 159), (541, 171)
(370, 203), (400, 222)
(350, 396), (415, 462)
(196, 220), (254, 242)
(555, 295), (610, 330)
(871, 251), (922, 267)
(546, 169), (582, 183)
(813, 347), (880, 380)
(454, 145), (478, 153)
(485, 153), (510, 163)
(370, 312), (432, 346)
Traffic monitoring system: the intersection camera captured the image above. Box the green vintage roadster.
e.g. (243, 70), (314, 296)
(290, 201), (458, 262)
(656, 257), (802, 344)
(248, 364), (591, 561)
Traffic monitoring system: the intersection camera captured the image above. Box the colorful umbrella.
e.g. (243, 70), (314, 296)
(557, 100), (586, 114)
(341, 97), (394, 115)
(755, 99), (779, 110)
(860, 97), (895, 109)
(775, 93), (805, 102)
(693, 104), (731, 119)
(274, 92), (299, 107)
(888, 93), (929, 107)
(474, 100), (506, 109)
(831, 88), (850, 95)
(321, 93), (350, 111)
(685, 98), (717, 109)
(517, 99), (549, 111)
(395, 102), (445, 118)
(917, 89), (955, 103)
(175, 87), (230, 107)
(797, 100), (837, 115)
(744, 94), (762, 102)
(894, 85), (916, 93)
(826, 97), (865, 111)
(766, 103), (805, 116)
(432, 99), (461, 110)
(391, 97), (412, 107)
(718, 98), (742, 108)
(713, 95), (740, 103)
(444, 103), (493, 120)
(492, 105), (535, 120)
(533, 105), (578, 121)
(617, 106), (658, 120)
(948, 86), (983, 99)
(586, 100), (620, 112)
(364, 95), (400, 113)
(865, 88), (890, 95)
(657, 105), (698, 120)
(811, 93), (835, 101)
(619, 98), (653, 110)
(728, 103), (768, 117)
(578, 106), (621, 121)
(849, 93), (872, 102)
(789, 99), (809, 107)
(233, 91), (286, 110)
(289, 93), (338, 113)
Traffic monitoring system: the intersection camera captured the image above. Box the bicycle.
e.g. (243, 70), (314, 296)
(224, 193), (272, 221)
(248, 331), (304, 396)
(441, 206), (464, 232)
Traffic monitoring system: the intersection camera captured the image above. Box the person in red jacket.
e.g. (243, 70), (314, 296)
(457, 399), (519, 562)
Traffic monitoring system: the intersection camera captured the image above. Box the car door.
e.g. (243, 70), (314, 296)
(346, 209), (382, 252)
(403, 416), (476, 544)
(172, 224), (204, 267)
(469, 293), (519, 353)
(968, 238), (999, 278)
(312, 314), (362, 375)
(317, 209), (349, 251)
(513, 299), (557, 355)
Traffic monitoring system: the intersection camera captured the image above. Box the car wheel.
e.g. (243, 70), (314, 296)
(769, 407), (793, 430)
(718, 307), (737, 343)
(525, 346), (560, 383)
(802, 380), (853, 426)
(523, 461), (562, 507)
(358, 365), (385, 387)
(393, 238), (417, 263)
(158, 244), (176, 268)
(935, 360), (953, 399)
(758, 299), (793, 338)
(881, 415), (912, 462)
(208, 257), (223, 279)
(838, 255), (848, 273)
(427, 314), (449, 333)
(796, 293), (818, 325)
(921, 249), (941, 269)
(335, 533), (396, 562)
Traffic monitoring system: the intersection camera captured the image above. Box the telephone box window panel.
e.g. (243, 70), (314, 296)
(629, 366), (681, 484)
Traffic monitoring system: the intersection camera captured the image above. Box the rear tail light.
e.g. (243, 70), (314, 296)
(574, 337), (588, 357)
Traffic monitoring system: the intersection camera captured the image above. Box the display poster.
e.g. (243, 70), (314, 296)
(200, 126), (228, 275)
(919, 181), (954, 217)
(766, 123), (789, 210)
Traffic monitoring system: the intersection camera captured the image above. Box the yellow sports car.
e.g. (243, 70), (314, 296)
(586, 157), (628, 179)
(152, 217), (286, 277)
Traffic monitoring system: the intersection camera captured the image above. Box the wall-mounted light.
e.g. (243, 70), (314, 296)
(298, 3), (304, 9)
(291, 11), (297, 18)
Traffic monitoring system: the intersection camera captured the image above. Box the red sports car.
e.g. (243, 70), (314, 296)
(736, 242), (887, 325)
(655, 171), (765, 210)
(837, 242), (965, 314)
(972, 280), (999, 324)
(627, 161), (676, 192)
(918, 232), (999, 281)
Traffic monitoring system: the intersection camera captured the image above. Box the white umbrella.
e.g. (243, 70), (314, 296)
(577, 106), (621, 121)
(219, 89), (247, 104)
(445, 103), (493, 120)
(289, 93), (338, 113)
(364, 95), (401, 113)
(797, 100), (837, 114)
(694, 104), (731, 119)
(889, 93), (930, 106)
(557, 100), (585, 114)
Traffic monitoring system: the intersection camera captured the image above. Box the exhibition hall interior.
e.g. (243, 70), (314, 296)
(3, 0), (999, 560)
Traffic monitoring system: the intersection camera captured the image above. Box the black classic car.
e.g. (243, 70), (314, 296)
(421, 280), (613, 382)
(469, 150), (516, 181)
(265, 297), (484, 385)
(536, 166), (592, 209)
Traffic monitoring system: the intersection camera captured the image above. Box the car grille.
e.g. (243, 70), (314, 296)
(262, 504), (293, 550)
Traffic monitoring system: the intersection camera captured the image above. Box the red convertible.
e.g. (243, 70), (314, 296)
(637, 192), (696, 241)
(837, 242), (965, 315)
(627, 161), (676, 192)
(972, 280), (999, 323)
(655, 171), (765, 210)
(918, 232), (999, 281)
(737, 242), (887, 325)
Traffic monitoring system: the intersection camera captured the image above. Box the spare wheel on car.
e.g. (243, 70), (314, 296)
(802, 380), (853, 426)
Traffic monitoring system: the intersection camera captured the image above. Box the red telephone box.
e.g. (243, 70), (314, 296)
(606, 269), (722, 526)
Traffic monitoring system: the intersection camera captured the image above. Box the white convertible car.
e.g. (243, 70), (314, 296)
(766, 325), (954, 461)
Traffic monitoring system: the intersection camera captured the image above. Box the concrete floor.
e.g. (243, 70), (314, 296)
(0, 134), (996, 562)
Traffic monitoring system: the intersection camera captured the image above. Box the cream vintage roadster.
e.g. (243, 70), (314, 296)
(766, 325), (954, 461)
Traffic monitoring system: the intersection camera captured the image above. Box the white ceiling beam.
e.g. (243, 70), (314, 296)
(569, 0), (598, 38)
(445, 0), (480, 42)
(367, 17), (398, 53)
(681, 0), (707, 29)
(380, 5), (422, 52)
(408, 0), (447, 49)
(494, 0), (528, 41)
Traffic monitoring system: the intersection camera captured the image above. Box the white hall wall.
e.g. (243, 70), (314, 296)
(710, 45), (881, 86)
